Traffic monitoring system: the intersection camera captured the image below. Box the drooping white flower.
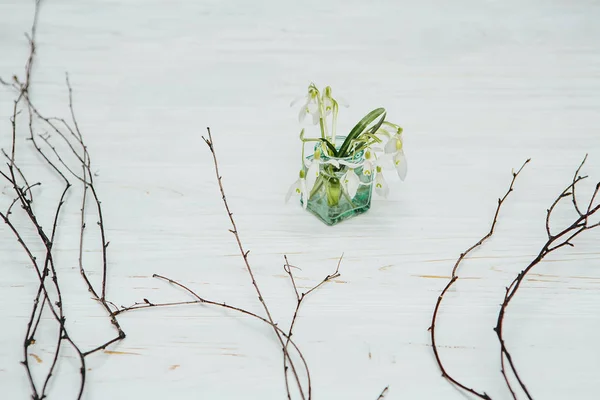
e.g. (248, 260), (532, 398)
(341, 168), (360, 199)
(285, 170), (308, 209)
(384, 131), (408, 180)
(322, 86), (349, 118)
(298, 102), (320, 125)
(291, 85), (321, 125)
(336, 96), (349, 108)
(374, 166), (389, 198)
(290, 86), (317, 108)
(362, 149), (374, 177)
(322, 93), (334, 118)
(305, 150), (321, 192)
(322, 86), (338, 118)
(384, 132), (403, 154)
(393, 149), (407, 181)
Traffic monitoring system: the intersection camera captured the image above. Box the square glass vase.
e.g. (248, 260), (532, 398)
(301, 138), (373, 225)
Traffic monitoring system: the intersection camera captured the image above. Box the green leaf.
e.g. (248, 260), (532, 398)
(337, 107), (385, 157)
(353, 139), (380, 154)
(319, 139), (338, 157)
(367, 111), (386, 136)
(362, 132), (383, 143)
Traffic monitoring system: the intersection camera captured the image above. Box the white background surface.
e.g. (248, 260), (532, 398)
(1, 1), (599, 399)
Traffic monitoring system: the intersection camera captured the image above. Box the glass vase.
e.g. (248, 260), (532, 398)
(301, 138), (373, 225)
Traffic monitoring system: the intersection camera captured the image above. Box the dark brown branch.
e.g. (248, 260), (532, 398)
(571, 153), (588, 217)
(0, 4), (123, 397)
(429, 159), (530, 400)
(585, 182), (600, 219)
(38, 133), (86, 182)
(203, 127), (308, 399)
(282, 254), (342, 398)
(15, 98), (80, 400)
(116, 273), (312, 383)
(21, 1), (42, 95)
(495, 155), (600, 400)
(545, 175), (586, 239)
(62, 74), (111, 302)
(376, 386), (389, 400)
(17, 73), (126, 359)
(6, 72), (92, 400)
(5, 181), (41, 216)
(2, 148), (36, 204)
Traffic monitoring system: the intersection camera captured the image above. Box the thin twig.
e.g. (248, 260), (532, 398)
(116, 274), (311, 380)
(429, 159), (530, 400)
(571, 154), (588, 217)
(0, 4), (124, 396)
(376, 386), (389, 400)
(495, 155), (600, 400)
(21, 75), (126, 356)
(203, 127), (308, 399)
(282, 254), (343, 397)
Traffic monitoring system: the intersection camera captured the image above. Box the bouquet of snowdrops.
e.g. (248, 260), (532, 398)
(285, 83), (407, 224)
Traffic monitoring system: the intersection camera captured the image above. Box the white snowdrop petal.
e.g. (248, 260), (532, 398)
(300, 179), (308, 209)
(306, 162), (320, 192)
(311, 111), (320, 125)
(337, 96), (349, 108)
(395, 150), (408, 181)
(363, 159), (373, 176)
(344, 169), (360, 199)
(298, 106), (308, 123)
(384, 137), (397, 154)
(377, 153), (394, 168)
(285, 179), (300, 203)
(374, 172), (389, 198)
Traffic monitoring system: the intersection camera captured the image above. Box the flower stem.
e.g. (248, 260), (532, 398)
(315, 91), (329, 141)
(382, 121), (402, 133)
(331, 101), (339, 143)
(309, 176), (324, 198)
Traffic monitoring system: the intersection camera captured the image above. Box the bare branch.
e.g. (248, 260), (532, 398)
(496, 155), (600, 399)
(376, 386), (389, 400)
(429, 159), (530, 400)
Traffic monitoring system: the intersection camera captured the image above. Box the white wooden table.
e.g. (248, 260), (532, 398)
(1, 1), (599, 399)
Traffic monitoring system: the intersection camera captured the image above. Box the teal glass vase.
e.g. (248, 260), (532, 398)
(301, 137), (373, 225)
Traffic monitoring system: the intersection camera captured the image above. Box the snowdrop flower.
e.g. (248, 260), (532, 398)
(392, 150), (407, 181)
(322, 87), (334, 117)
(362, 149), (374, 177)
(323, 86), (349, 115)
(341, 168), (360, 199)
(291, 85), (321, 125)
(299, 102), (320, 125)
(305, 149), (321, 192)
(374, 166), (389, 198)
(384, 131), (407, 181)
(384, 130), (403, 154)
(322, 86), (340, 118)
(285, 169), (308, 209)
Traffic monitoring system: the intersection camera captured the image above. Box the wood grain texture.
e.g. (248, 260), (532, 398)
(0, 0), (599, 399)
